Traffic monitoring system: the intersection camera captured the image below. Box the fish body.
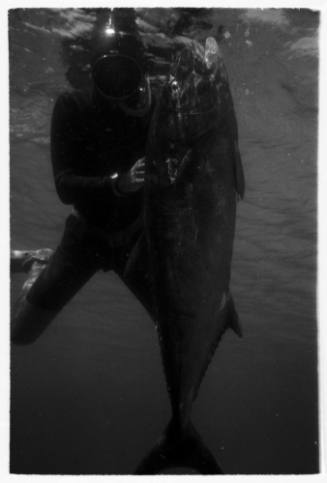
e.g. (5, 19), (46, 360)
(144, 38), (244, 430)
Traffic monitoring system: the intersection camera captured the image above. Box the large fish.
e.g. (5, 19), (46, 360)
(132, 37), (245, 472)
(11, 36), (245, 474)
(145, 37), (244, 427)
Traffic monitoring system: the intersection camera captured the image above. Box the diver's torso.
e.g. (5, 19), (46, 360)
(63, 89), (151, 229)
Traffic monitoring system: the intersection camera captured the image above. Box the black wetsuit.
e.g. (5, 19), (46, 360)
(27, 89), (151, 311)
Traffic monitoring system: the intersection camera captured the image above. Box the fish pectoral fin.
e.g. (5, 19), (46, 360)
(226, 295), (243, 338)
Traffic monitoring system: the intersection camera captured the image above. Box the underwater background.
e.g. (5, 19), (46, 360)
(9, 8), (319, 474)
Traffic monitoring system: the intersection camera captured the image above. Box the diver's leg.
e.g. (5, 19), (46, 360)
(11, 217), (98, 345)
(114, 232), (154, 318)
(11, 255), (96, 345)
(12, 297), (60, 346)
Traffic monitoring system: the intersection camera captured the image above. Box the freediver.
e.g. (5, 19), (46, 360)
(11, 10), (153, 345)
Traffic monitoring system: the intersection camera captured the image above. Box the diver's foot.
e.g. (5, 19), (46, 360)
(11, 248), (53, 273)
(11, 297), (57, 345)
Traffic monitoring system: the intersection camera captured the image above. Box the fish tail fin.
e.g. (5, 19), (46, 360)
(226, 294), (243, 338)
(135, 420), (223, 475)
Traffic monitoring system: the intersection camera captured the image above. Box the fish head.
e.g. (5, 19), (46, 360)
(164, 37), (229, 141)
(148, 37), (232, 185)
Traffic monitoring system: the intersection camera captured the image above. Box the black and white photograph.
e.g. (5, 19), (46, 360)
(7, 3), (321, 476)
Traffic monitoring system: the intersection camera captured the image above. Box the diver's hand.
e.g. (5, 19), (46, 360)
(117, 157), (145, 194)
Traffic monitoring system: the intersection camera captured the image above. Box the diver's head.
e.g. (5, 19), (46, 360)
(90, 13), (150, 116)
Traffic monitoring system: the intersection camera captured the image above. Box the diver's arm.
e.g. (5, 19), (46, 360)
(53, 169), (116, 205)
(50, 93), (118, 205)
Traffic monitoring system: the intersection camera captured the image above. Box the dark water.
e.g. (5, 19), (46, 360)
(9, 8), (319, 474)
